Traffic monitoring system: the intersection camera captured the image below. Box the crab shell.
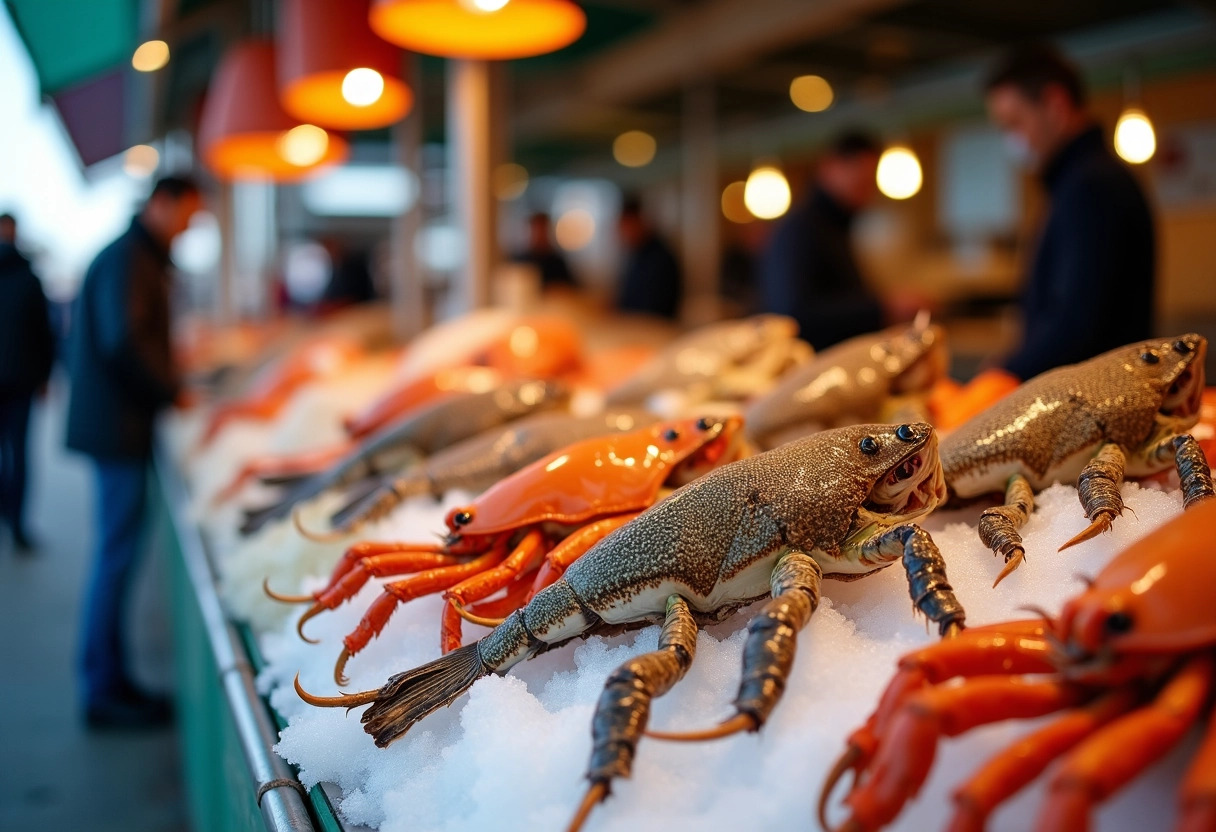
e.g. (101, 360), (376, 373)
(1056, 498), (1216, 659)
(441, 415), (743, 539)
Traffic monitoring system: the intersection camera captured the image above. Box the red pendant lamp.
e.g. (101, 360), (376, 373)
(279, 0), (413, 130)
(199, 40), (348, 182)
(369, 0), (586, 60)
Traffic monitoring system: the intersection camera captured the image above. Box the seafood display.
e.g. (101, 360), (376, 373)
(941, 334), (1208, 584)
(294, 422), (966, 830)
(822, 492), (1216, 832)
(267, 415), (747, 673)
(745, 322), (948, 449)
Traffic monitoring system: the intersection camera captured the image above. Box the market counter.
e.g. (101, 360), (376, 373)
(155, 447), (350, 832)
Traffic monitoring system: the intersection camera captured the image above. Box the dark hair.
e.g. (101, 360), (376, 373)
(149, 175), (201, 201)
(827, 130), (882, 158)
(0, 213), (15, 226)
(620, 194), (643, 219)
(528, 212), (551, 225)
(983, 43), (1086, 106)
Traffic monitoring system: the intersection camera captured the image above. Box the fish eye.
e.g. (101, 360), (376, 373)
(1141, 351), (1159, 364)
(663, 428), (681, 441)
(1104, 611), (1134, 635)
(696, 417), (714, 431)
(859, 436), (879, 455)
(895, 424), (916, 442)
(1174, 340), (1193, 354)
(453, 509), (473, 526)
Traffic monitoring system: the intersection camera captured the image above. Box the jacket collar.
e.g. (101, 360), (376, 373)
(811, 185), (856, 229)
(1041, 124), (1106, 192)
(129, 216), (172, 264)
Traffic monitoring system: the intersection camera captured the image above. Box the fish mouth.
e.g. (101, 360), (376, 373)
(1162, 341), (1205, 420)
(867, 433), (947, 521)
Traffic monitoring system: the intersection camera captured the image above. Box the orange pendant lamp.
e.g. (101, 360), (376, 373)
(279, 0), (413, 130)
(199, 40), (348, 182)
(369, 0), (586, 60)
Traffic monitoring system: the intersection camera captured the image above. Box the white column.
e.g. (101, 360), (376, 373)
(391, 55), (427, 339)
(680, 81), (721, 325)
(447, 59), (496, 313)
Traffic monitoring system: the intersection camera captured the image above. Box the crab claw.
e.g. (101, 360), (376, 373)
(263, 577), (315, 604)
(448, 598), (507, 628)
(293, 672), (379, 709)
(992, 548), (1025, 587)
(646, 712), (757, 742)
(819, 744), (864, 829)
(296, 604), (324, 644)
(1058, 512), (1115, 552)
(566, 781), (608, 832)
(293, 507), (348, 543)
(334, 647), (352, 686)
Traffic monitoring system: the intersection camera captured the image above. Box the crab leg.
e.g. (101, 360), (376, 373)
(837, 678), (1087, 832)
(946, 690), (1139, 832)
(1179, 684), (1216, 832)
(649, 550), (822, 742)
(529, 513), (641, 597)
(334, 545), (510, 684)
(1172, 434), (1215, 510)
(978, 474), (1035, 585)
(568, 594), (698, 832)
(264, 540), (452, 606)
(442, 530), (550, 653)
(1061, 443), (1126, 551)
(1036, 654), (1214, 832)
(439, 568), (540, 651)
(859, 525), (966, 635)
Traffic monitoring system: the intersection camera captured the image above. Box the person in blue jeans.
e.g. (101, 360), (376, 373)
(0, 213), (55, 552)
(65, 176), (201, 729)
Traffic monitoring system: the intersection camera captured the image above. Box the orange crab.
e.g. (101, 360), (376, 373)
(266, 415), (746, 683)
(821, 488), (1216, 832)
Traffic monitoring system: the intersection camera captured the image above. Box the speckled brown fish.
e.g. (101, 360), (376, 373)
(940, 334), (1211, 584)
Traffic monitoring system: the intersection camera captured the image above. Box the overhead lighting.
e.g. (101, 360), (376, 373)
(789, 75), (833, 113)
(743, 166), (791, 220)
(341, 68), (386, 107)
(720, 181), (753, 224)
(555, 208), (595, 250)
(613, 130), (656, 168)
(370, 0), (585, 59)
(877, 146), (922, 200)
(123, 145), (159, 178)
(1114, 109), (1156, 164)
(277, 125), (331, 167)
(494, 163), (529, 200)
(132, 40), (170, 72)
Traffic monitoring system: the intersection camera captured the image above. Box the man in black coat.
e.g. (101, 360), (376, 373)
(0, 213), (55, 552)
(985, 44), (1155, 380)
(66, 176), (200, 728)
(615, 197), (682, 320)
(758, 132), (920, 350)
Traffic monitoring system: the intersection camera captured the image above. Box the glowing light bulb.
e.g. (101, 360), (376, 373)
(132, 40), (169, 72)
(123, 145), (159, 178)
(494, 163), (529, 200)
(790, 75), (833, 112)
(341, 68), (385, 107)
(277, 125), (330, 167)
(743, 166), (791, 220)
(555, 209), (595, 251)
(721, 181), (753, 224)
(459, 0), (510, 12)
(876, 146), (922, 200)
(1114, 109), (1156, 164)
(613, 131), (656, 168)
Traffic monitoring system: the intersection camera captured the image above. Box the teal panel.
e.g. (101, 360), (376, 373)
(5, 0), (138, 94)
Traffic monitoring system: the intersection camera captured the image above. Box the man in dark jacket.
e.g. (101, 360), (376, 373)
(985, 44), (1155, 380)
(616, 197), (682, 319)
(0, 213), (55, 552)
(66, 176), (200, 728)
(758, 132), (918, 350)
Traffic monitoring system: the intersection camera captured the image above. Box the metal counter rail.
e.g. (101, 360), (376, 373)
(155, 448), (317, 832)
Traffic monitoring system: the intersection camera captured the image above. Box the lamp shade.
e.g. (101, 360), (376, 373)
(279, 0), (413, 130)
(198, 40), (347, 182)
(370, 0), (586, 59)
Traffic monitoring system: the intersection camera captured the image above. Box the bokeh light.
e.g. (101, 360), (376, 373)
(1114, 109), (1156, 164)
(341, 68), (386, 107)
(876, 146), (922, 199)
(613, 130), (657, 168)
(555, 208), (595, 250)
(277, 125), (330, 167)
(789, 75), (833, 112)
(132, 40), (170, 72)
(743, 166), (791, 220)
(122, 145), (159, 178)
(494, 163), (529, 200)
(721, 181), (753, 224)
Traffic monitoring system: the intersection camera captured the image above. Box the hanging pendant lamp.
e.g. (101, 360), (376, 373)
(199, 40), (348, 182)
(279, 0), (413, 130)
(369, 0), (586, 60)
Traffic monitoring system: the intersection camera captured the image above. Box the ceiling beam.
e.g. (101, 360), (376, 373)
(514, 0), (909, 137)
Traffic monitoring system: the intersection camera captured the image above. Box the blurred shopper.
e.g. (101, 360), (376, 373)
(0, 213), (55, 553)
(515, 213), (577, 291)
(66, 176), (201, 729)
(616, 196), (682, 319)
(986, 43), (1154, 379)
(758, 131), (920, 350)
(319, 237), (376, 311)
